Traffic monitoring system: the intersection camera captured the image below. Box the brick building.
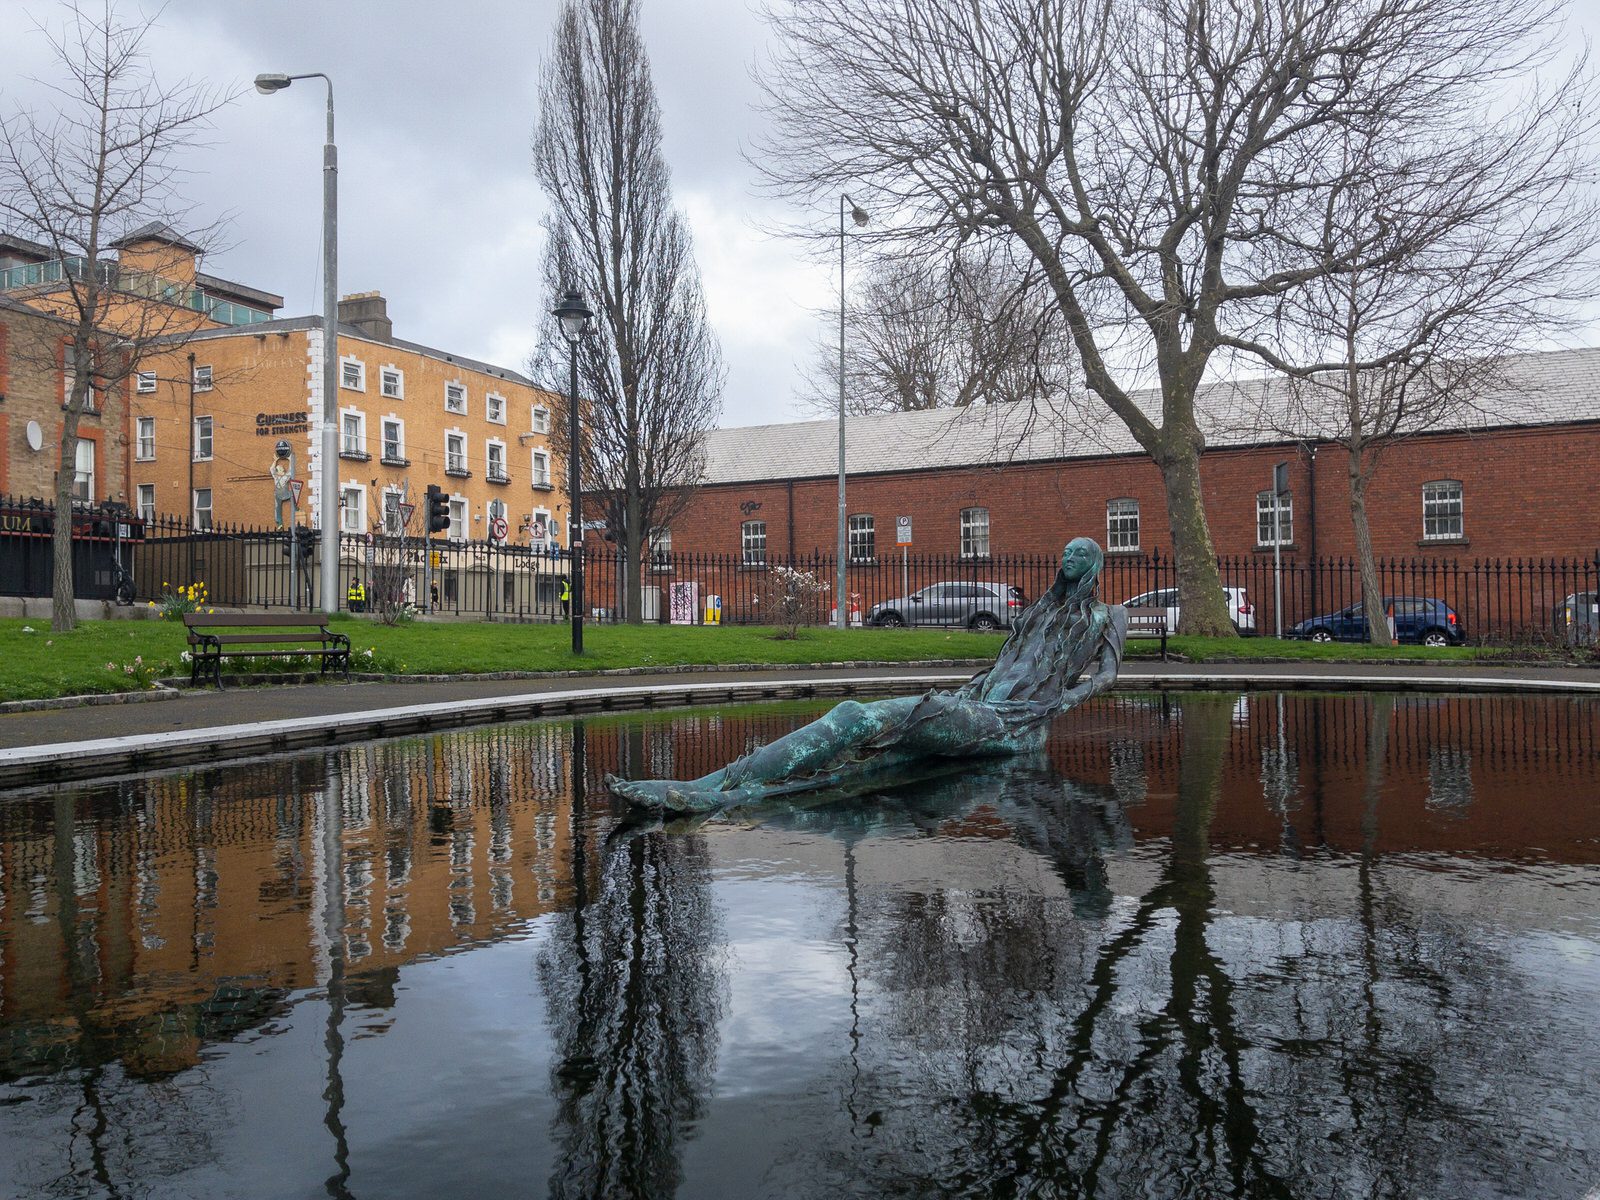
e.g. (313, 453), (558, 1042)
(0, 295), (131, 506)
(660, 347), (1600, 567)
(2, 226), (571, 549)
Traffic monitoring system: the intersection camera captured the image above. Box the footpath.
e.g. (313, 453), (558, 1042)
(1, 659), (1596, 790)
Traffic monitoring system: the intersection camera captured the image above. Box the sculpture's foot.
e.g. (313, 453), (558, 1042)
(604, 773), (738, 814)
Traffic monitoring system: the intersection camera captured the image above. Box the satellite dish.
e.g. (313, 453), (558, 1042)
(25, 421), (43, 452)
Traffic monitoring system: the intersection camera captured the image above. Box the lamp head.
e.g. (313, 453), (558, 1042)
(851, 204), (869, 227)
(254, 73), (292, 95)
(551, 290), (594, 342)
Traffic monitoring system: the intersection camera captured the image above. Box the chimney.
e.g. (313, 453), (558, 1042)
(338, 291), (392, 340)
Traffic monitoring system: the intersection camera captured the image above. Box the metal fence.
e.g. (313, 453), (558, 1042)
(3, 495), (1596, 644)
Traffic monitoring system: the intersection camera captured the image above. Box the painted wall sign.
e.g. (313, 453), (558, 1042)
(255, 411), (311, 437)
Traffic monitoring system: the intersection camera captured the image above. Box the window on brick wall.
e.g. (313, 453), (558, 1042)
(849, 513), (876, 562)
(136, 417), (155, 461)
(649, 527), (672, 570)
(192, 416), (213, 461)
(1256, 491), (1293, 546)
(136, 484), (155, 523)
(742, 520), (767, 565)
(1422, 480), (1463, 540)
(1106, 498), (1139, 551)
(960, 507), (990, 558)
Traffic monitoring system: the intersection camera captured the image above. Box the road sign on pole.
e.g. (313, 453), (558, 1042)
(490, 515), (509, 542)
(896, 515), (913, 546)
(397, 502), (415, 526)
(290, 478), (304, 504)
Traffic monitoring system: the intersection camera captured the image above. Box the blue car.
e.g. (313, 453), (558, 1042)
(1290, 596), (1465, 646)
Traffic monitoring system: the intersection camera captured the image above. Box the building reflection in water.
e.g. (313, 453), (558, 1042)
(0, 691), (1597, 1198)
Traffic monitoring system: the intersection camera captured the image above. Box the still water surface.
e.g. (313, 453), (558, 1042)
(2, 691), (1599, 1198)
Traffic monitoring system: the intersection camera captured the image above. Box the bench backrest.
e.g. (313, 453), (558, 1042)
(183, 612), (332, 630)
(1124, 606), (1169, 631)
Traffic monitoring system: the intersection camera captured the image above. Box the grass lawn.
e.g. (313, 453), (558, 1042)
(0, 614), (1535, 703)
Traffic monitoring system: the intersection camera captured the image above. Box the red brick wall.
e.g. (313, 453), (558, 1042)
(653, 424), (1600, 564)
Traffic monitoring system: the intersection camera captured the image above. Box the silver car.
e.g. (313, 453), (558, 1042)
(868, 581), (1025, 631)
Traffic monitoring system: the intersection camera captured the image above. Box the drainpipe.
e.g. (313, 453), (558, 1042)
(1303, 441), (1318, 607)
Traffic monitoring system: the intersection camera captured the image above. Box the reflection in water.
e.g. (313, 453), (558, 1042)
(0, 692), (1598, 1198)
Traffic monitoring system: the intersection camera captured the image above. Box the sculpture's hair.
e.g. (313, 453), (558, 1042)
(1049, 537), (1106, 678)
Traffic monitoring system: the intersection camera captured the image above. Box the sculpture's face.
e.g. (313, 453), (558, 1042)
(1061, 538), (1100, 582)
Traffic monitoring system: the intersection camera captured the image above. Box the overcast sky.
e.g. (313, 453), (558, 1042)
(0, 0), (836, 429)
(5, 0), (1600, 432)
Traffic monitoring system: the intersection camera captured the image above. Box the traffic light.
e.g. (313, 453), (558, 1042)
(280, 526), (315, 558)
(425, 484), (450, 534)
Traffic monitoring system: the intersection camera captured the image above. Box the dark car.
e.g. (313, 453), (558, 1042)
(1289, 596), (1465, 646)
(868, 581), (1025, 631)
(1553, 592), (1599, 647)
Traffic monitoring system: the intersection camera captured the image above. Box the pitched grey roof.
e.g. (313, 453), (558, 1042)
(699, 347), (1600, 484)
(110, 222), (206, 253)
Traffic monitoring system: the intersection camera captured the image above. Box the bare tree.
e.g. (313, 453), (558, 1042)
(798, 249), (1076, 416)
(1229, 105), (1599, 643)
(756, 0), (1585, 635)
(0, 1), (228, 632)
(533, 0), (724, 625)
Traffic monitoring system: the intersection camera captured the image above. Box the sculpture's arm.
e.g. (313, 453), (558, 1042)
(1054, 608), (1127, 711)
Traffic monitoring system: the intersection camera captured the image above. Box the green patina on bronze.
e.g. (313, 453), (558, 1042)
(606, 537), (1128, 813)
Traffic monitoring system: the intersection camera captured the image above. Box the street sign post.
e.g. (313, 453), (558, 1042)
(490, 515), (509, 542)
(896, 515), (913, 603)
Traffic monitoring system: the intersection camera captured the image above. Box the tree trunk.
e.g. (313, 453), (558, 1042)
(1155, 435), (1236, 637)
(623, 491), (645, 625)
(1347, 452), (1392, 646)
(51, 377), (87, 634)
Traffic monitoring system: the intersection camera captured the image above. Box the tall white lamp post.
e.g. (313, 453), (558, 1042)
(837, 194), (868, 630)
(255, 71), (340, 614)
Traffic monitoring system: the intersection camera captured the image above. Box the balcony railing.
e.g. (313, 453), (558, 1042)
(487, 468), (510, 485)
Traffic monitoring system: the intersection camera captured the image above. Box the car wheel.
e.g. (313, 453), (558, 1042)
(970, 613), (1000, 632)
(1309, 628), (1334, 643)
(877, 612), (905, 628)
(1420, 628), (1450, 647)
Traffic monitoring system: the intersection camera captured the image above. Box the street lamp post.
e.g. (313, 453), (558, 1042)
(837, 194), (868, 630)
(255, 71), (339, 615)
(552, 290), (594, 654)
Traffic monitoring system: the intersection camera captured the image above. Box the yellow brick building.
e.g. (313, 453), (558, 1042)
(132, 290), (568, 546)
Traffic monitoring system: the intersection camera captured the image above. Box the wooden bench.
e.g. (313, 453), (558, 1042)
(1123, 606), (1169, 661)
(183, 612), (351, 688)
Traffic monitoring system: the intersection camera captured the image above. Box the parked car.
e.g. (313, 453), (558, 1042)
(1289, 596), (1465, 646)
(868, 581), (1025, 630)
(1553, 592), (1599, 646)
(1121, 586), (1257, 635)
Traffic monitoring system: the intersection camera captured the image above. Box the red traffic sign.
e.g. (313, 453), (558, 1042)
(289, 479), (304, 503)
(490, 516), (509, 542)
(397, 502), (415, 525)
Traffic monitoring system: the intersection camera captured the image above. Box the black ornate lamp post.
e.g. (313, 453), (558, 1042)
(552, 290), (594, 653)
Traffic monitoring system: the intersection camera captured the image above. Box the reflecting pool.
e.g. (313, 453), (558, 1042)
(2, 692), (1599, 1198)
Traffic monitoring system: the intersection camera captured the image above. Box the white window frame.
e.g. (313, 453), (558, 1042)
(379, 366), (403, 399)
(649, 526), (672, 570)
(192, 416), (213, 462)
(848, 513), (876, 562)
(136, 484), (156, 523)
(340, 355), (365, 392)
(192, 487), (213, 530)
(531, 405), (551, 434)
(448, 496), (468, 542)
(1106, 498), (1140, 552)
(742, 520), (767, 566)
(960, 507), (990, 559)
(486, 438), (508, 480)
(135, 416), (156, 461)
(531, 506), (554, 544)
(382, 487), (406, 534)
(1256, 491), (1293, 547)
(193, 364), (213, 392)
(445, 430), (468, 475)
(381, 415), (405, 463)
(64, 367), (98, 412)
(340, 482), (366, 534)
(531, 449), (552, 487)
(445, 381), (467, 414)
(340, 408), (367, 457)
(135, 371), (157, 394)
(486, 392), (506, 425)
(1422, 480), (1464, 541)
(72, 439), (95, 501)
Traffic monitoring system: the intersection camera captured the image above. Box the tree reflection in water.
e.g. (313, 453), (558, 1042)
(537, 726), (726, 1200)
